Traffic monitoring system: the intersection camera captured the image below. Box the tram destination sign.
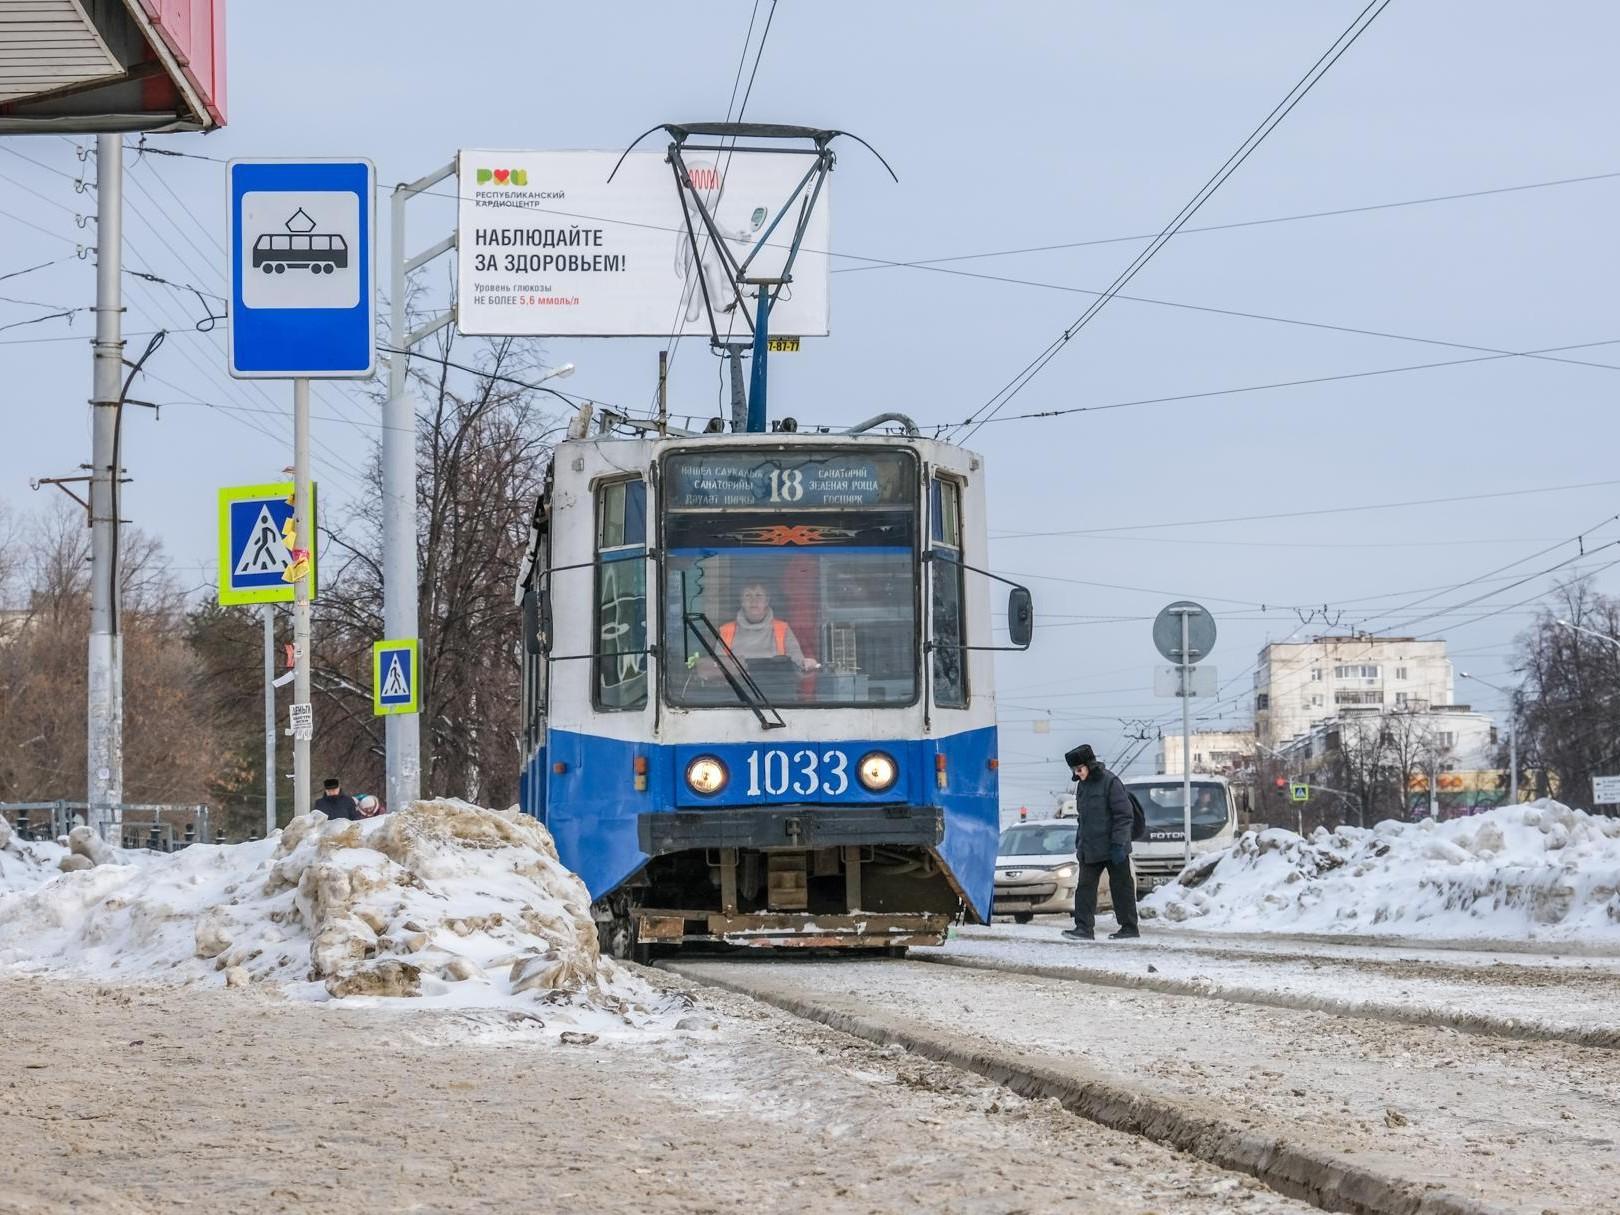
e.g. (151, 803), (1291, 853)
(666, 452), (911, 510)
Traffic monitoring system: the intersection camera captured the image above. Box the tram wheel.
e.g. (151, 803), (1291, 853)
(260, 263), (273, 274)
(273, 263), (285, 274)
(885, 945), (909, 958)
(597, 907), (651, 965)
(1013, 912), (1035, 924)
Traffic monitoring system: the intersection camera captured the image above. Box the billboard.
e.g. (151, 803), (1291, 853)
(456, 150), (830, 338)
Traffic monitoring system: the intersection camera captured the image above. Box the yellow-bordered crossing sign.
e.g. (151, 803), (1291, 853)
(217, 482), (318, 606)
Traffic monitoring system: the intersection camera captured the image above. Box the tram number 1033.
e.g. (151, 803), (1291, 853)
(746, 748), (851, 797)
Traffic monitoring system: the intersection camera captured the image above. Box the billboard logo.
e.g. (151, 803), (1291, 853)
(476, 168), (529, 187)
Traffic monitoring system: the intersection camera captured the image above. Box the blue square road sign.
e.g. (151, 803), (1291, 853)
(217, 482), (318, 606)
(373, 638), (420, 716)
(228, 159), (376, 378)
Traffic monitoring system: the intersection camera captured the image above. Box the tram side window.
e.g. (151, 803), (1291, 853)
(595, 479), (648, 711)
(931, 476), (968, 708)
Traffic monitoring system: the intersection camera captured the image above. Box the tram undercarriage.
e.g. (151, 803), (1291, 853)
(595, 804), (965, 957)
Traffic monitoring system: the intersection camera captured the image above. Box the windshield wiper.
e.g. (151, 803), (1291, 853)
(683, 608), (786, 730)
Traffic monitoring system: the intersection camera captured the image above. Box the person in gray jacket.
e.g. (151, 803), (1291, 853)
(1060, 744), (1140, 941)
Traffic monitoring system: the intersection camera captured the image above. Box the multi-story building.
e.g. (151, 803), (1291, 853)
(1157, 729), (1255, 776)
(1253, 636), (1454, 750)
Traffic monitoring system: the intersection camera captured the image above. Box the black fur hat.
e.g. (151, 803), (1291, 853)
(1064, 744), (1096, 768)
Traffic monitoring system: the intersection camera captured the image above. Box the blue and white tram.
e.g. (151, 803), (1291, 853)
(516, 426), (1032, 956)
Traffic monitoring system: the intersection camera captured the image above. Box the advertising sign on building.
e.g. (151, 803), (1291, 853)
(456, 150), (830, 338)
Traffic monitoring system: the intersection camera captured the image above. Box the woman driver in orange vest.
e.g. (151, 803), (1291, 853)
(718, 583), (820, 672)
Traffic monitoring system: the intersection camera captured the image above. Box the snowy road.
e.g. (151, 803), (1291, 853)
(0, 973), (1314, 1215)
(938, 922), (1620, 1046)
(671, 932), (1620, 1215)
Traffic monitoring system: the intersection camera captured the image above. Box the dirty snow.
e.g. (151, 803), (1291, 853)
(1143, 799), (1620, 940)
(941, 925), (1620, 1045)
(681, 956), (1620, 1215)
(0, 800), (671, 1038)
(0, 819), (70, 893)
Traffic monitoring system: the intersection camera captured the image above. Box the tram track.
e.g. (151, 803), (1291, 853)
(912, 947), (1620, 1051)
(663, 955), (1620, 1215)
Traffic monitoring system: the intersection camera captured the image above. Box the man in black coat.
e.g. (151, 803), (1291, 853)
(1060, 744), (1140, 941)
(313, 778), (360, 822)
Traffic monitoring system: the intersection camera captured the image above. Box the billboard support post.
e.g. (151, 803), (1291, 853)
(385, 160), (456, 816)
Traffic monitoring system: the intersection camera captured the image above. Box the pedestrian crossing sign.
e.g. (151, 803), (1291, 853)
(1290, 783), (1310, 803)
(218, 482), (318, 606)
(373, 638), (419, 716)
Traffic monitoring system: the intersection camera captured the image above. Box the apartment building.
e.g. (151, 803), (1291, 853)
(1157, 729), (1255, 776)
(1253, 636), (1454, 749)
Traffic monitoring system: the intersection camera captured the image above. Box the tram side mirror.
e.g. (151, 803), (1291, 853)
(1007, 587), (1034, 649)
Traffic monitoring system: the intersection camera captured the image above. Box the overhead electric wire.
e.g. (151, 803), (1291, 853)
(952, 0), (1396, 443)
(659, 0), (779, 413)
(832, 168), (1620, 277)
(959, 339), (1620, 431)
(994, 476), (1620, 540)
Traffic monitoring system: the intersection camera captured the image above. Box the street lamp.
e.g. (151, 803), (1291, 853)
(1555, 619), (1620, 651)
(1459, 671), (1517, 806)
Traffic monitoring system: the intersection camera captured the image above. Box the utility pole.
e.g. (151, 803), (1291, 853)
(87, 132), (123, 841)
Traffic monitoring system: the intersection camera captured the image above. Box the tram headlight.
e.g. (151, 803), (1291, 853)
(857, 751), (898, 793)
(685, 756), (728, 796)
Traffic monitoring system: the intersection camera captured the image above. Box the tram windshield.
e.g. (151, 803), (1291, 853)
(663, 448), (918, 708)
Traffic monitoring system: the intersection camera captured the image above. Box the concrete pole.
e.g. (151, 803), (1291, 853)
(1509, 718), (1518, 805)
(292, 379), (312, 818)
(384, 183), (421, 814)
(263, 603), (277, 835)
(87, 132), (124, 841)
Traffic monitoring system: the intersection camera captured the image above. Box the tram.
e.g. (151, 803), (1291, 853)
(516, 415), (1032, 956)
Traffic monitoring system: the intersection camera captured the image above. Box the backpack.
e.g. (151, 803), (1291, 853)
(1115, 776), (1148, 842)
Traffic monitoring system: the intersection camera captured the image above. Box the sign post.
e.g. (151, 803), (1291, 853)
(263, 604), (276, 837)
(1153, 601), (1217, 867)
(1593, 775), (1620, 806)
(228, 158), (374, 819)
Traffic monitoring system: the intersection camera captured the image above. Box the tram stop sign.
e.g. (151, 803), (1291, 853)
(1153, 600), (1216, 664)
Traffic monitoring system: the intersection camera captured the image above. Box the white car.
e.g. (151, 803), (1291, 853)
(992, 821), (1113, 923)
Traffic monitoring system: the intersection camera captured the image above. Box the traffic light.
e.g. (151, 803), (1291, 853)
(1274, 775), (1288, 789)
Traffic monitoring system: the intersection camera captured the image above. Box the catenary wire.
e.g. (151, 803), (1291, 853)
(953, 0), (1396, 443)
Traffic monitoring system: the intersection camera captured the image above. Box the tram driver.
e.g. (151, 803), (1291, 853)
(703, 582), (821, 675)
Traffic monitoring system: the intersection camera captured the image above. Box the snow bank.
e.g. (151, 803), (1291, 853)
(0, 814), (71, 895)
(0, 800), (667, 1034)
(1143, 800), (1620, 940)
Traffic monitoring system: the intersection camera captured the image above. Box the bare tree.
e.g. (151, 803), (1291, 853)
(306, 334), (559, 806)
(0, 504), (226, 806)
(1514, 579), (1620, 812)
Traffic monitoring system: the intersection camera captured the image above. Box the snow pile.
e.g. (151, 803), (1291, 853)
(1143, 800), (1620, 940)
(0, 800), (665, 1032)
(0, 814), (72, 894)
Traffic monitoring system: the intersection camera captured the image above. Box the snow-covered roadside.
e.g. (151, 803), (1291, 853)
(0, 800), (679, 1040)
(937, 928), (1620, 1045)
(1142, 799), (1620, 941)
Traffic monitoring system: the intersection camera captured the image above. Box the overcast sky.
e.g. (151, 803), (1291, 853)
(3, 1), (1617, 811)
